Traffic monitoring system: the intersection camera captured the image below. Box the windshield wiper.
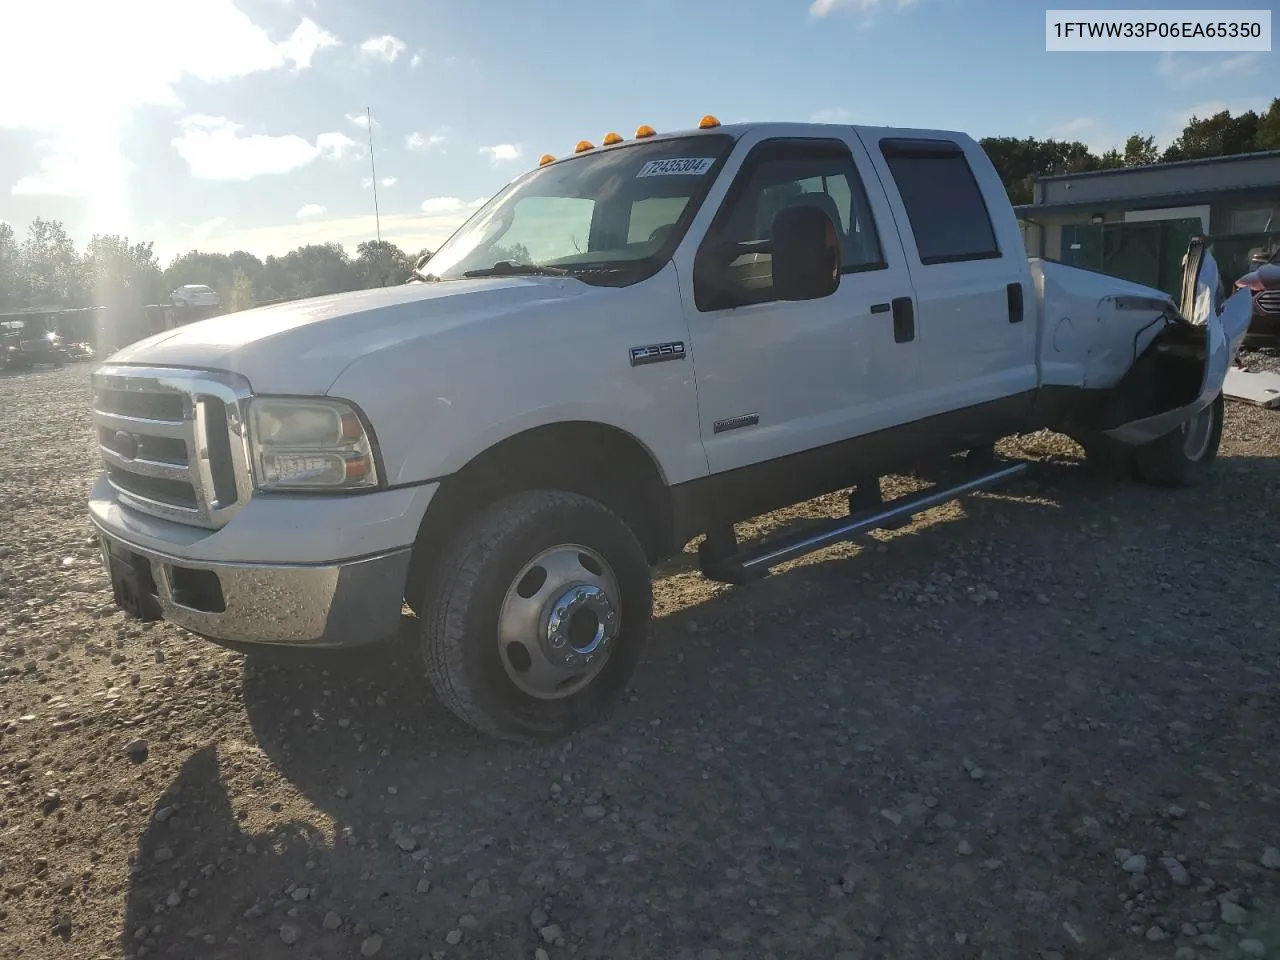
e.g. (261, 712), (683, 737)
(462, 260), (569, 279)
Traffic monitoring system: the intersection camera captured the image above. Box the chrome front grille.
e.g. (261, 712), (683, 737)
(91, 365), (253, 529)
(1255, 290), (1280, 316)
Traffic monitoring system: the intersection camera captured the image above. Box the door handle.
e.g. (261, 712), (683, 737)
(1007, 282), (1024, 323)
(891, 297), (915, 343)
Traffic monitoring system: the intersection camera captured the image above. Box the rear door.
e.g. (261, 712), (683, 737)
(855, 129), (1038, 433)
(679, 131), (919, 479)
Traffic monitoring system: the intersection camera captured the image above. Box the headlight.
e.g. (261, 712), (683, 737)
(247, 397), (380, 491)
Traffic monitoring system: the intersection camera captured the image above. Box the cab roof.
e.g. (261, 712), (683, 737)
(533, 119), (974, 170)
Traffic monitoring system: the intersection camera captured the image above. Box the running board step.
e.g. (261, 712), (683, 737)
(699, 461), (1031, 585)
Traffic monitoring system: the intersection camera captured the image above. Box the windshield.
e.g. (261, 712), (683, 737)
(423, 133), (736, 285)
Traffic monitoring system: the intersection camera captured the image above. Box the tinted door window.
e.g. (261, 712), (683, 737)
(880, 139), (1000, 265)
(695, 139), (885, 311)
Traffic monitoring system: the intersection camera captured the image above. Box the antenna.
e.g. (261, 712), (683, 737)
(367, 105), (382, 244)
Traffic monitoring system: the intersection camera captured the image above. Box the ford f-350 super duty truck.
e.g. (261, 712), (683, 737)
(89, 117), (1253, 741)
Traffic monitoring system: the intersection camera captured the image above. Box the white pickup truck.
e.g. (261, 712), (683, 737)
(89, 117), (1253, 741)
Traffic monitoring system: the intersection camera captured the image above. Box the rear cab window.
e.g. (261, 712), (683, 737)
(877, 138), (1001, 265)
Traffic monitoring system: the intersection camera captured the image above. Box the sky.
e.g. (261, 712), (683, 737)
(0, 0), (1275, 265)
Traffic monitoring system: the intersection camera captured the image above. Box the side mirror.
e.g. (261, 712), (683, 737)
(770, 205), (840, 301)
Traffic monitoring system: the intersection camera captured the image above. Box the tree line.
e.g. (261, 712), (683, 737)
(0, 220), (429, 318)
(984, 99), (1280, 205)
(2, 100), (1277, 317)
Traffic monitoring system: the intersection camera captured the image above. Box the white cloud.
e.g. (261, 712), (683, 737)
(345, 112), (378, 129)
(316, 132), (360, 160)
(420, 197), (487, 216)
(381, 176), (397, 187)
(297, 203), (326, 219)
(172, 116), (360, 180)
(410, 52), (423, 69)
(406, 131), (447, 153)
(421, 197), (465, 215)
(0, 0), (340, 228)
(480, 143), (522, 165)
(11, 130), (130, 198)
(811, 108), (855, 124)
(362, 176), (398, 189)
(275, 17), (340, 68)
(810, 0), (916, 15)
(359, 35), (406, 63)
(1157, 52), (1261, 89)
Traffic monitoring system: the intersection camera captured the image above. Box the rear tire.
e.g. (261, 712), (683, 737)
(1079, 433), (1138, 480)
(416, 490), (653, 742)
(1132, 392), (1224, 488)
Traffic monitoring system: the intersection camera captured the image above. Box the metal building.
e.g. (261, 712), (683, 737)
(1015, 149), (1280, 296)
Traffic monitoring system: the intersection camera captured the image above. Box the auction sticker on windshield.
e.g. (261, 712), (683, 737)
(636, 158), (716, 177)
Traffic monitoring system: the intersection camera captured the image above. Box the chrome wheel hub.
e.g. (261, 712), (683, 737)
(497, 545), (621, 701)
(544, 584), (617, 667)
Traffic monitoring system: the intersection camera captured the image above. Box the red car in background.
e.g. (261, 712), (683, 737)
(1237, 247), (1280, 344)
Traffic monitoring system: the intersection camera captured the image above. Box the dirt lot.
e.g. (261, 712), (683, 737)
(2, 359), (1279, 960)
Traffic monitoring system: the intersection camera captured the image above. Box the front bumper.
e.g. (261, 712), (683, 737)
(93, 520), (411, 647)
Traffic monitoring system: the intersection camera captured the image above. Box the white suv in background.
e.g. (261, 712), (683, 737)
(170, 284), (220, 309)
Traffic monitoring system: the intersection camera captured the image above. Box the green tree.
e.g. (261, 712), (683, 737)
(1162, 109), (1260, 161)
(0, 221), (23, 309)
(163, 251), (236, 304)
(1097, 148), (1123, 170)
(1255, 98), (1280, 151)
(355, 239), (412, 288)
(260, 242), (357, 299)
(1122, 134), (1159, 167)
(228, 267), (256, 312)
(979, 137), (1103, 205)
(20, 217), (82, 308)
(228, 251), (265, 298)
(83, 234), (164, 318)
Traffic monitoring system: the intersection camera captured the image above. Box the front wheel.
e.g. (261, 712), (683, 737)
(1132, 392), (1225, 487)
(416, 490), (653, 742)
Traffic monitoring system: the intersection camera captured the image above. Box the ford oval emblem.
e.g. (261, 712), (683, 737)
(113, 431), (139, 461)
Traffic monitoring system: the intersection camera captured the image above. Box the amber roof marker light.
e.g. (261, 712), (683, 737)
(635, 124), (656, 139)
(602, 132), (623, 145)
(698, 115), (721, 129)
(574, 140), (595, 153)
(538, 154), (555, 166)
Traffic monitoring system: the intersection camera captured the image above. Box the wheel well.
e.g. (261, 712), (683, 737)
(405, 422), (674, 598)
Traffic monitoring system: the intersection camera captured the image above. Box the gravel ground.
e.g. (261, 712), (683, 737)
(2, 359), (1279, 960)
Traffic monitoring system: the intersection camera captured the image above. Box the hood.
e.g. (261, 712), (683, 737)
(106, 277), (590, 394)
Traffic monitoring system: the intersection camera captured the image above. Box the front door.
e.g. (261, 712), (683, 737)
(679, 134), (920, 505)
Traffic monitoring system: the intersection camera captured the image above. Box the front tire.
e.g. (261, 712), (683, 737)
(1132, 392), (1225, 487)
(417, 490), (653, 742)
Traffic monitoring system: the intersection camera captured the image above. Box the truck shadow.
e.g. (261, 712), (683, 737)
(118, 450), (1280, 957)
